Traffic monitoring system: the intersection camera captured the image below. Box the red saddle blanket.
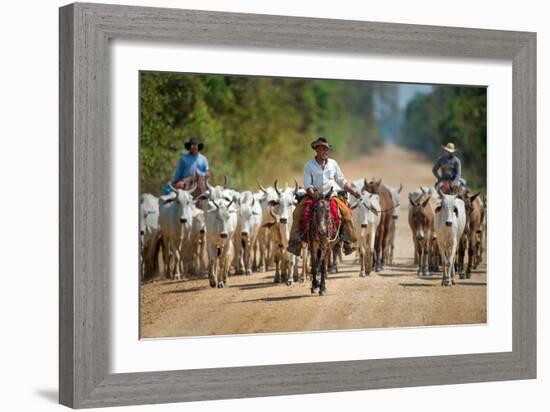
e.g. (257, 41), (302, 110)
(300, 198), (341, 233)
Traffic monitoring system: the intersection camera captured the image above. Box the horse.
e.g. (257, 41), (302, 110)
(362, 178), (394, 272)
(308, 187), (341, 296)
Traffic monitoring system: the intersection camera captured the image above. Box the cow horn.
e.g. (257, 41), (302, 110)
(363, 178), (368, 192)
(223, 174), (229, 189)
(274, 179), (281, 196)
(257, 179), (268, 194)
(205, 178), (215, 192)
(227, 198), (234, 209)
(186, 181), (198, 194)
(167, 182), (177, 193)
(421, 196), (431, 208)
(397, 183), (403, 194)
(294, 179), (299, 194)
(420, 186), (426, 194)
(377, 178), (382, 185)
(437, 187), (444, 198)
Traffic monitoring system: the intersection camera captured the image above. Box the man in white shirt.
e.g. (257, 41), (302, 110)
(288, 137), (361, 256)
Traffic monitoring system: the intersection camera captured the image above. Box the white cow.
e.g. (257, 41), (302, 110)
(384, 183), (402, 265)
(434, 192), (466, 286)
(267, 180), (298, 285)
(350, 191), (381, 276)
(139, 193), (161, 281)
(192, 208), (207, 276)
(235, 191), (263, 275)
(202, 192), (238, 288)
(158, 183), (198, 279)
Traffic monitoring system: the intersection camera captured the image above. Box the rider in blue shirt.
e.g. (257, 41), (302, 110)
(163, 137), (209, 194)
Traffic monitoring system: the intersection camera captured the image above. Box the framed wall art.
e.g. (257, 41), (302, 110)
(59, 2), (536, 408)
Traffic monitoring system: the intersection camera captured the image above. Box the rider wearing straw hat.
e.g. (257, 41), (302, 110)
(432, 142), (466, 190)
(287, 137), (361, 257)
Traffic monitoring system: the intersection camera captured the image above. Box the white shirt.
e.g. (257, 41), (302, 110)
(303, 158), (347, 195)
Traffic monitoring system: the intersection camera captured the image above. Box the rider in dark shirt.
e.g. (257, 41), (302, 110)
(432, 142), (466, 190)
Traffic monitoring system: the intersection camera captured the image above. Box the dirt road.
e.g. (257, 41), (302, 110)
(140, 145), (486, 338)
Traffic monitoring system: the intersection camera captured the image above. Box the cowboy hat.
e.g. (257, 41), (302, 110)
(184, 137), (204, 151)
(441, 142), (456, 153)
(311, 137), (332, 150)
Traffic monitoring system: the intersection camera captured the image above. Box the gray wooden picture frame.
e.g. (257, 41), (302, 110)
(59, 2), (536, 409)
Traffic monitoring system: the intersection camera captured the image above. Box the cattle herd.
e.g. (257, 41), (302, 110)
(140, 176), (487, 293)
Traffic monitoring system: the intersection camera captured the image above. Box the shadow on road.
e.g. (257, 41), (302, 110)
(389, 267), (418, 273)
(163, 286), (205, 294)
(327, 274), (355, 280)
(399, 283), (433, 287)
(457, 281), (487, 287)
(236, 295), (313, 303)
(234, 281), (281, 291)
(377, 272), (407, 277)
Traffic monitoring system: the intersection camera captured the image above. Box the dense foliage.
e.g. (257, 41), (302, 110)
(400, 86), (487, 190)
(140, 72), (385, 193)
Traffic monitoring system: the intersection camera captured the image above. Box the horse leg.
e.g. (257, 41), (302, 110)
(310, 248), (319, 293)
(466, 240), (474, 278)
(359, 246), (365, 277)
(374, 233), (381, 272)
(274, 252), (281, 283)
(319, 253), (327, 296)
(416, 240), (422, 276)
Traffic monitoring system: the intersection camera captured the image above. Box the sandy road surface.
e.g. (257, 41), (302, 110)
(140, 145), (486, 338)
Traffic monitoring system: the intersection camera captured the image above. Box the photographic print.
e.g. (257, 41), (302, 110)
(139, 71), (487, 338)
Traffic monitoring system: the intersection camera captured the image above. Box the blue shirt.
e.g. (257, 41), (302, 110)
(432, 154), (462, 184)
(172, 152), (209, 183)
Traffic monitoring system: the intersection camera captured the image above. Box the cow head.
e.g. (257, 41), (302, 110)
(351, 191), (380, 229)
(209, 194), (237, 242)
(390, 184), (402, 219)
(167, 182), (198, 226)
(409, 193), (431, 241)
(238, 191), (261, 238)
(363, 177), (382, 194)
(435, 190), (460, 227)
(269, 179), (295, 225)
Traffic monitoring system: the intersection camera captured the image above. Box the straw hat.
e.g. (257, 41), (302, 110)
(311, 137), (332, 150)
(441, 142), (456, 153)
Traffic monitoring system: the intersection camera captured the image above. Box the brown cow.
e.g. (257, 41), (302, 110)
(363, 177), (394, 272)
(408, 192), (437, 276)
(456, 190), (483, 278)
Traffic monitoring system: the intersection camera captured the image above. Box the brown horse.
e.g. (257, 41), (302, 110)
(363, 178), (394, 272)
(308, 188), (340, 296)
